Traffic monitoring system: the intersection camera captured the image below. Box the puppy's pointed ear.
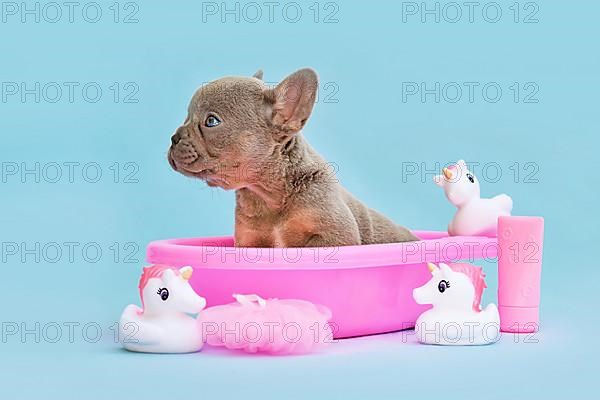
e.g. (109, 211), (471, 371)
(266, 68), (318, 133)
(253, 69), (264, 80)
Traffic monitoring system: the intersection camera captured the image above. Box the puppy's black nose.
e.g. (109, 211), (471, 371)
(171, 132), (181, 146)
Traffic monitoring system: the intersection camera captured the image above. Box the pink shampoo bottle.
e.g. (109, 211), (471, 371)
(497, 216), (545, 333)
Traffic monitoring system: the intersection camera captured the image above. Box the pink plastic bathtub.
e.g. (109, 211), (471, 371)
(146, 231), (500, 338)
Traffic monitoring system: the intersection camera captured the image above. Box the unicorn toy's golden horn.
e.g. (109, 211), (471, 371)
(180, 266), (193, 281)
(442, 167), (453, 179)
(427, 263), (437, 273)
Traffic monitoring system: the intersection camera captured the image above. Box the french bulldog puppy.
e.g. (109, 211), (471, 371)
(168, 68), (418, 247)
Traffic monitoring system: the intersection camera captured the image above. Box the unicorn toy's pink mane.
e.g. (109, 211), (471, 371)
(449, 262), (487, 312)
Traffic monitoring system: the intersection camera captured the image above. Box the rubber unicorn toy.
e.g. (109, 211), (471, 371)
(413, 262), (500, 345)
(434, 160), (512, 236)
(119, 265), (206, 353)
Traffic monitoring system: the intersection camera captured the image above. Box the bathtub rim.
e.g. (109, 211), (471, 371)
(146, 230), (499, 270)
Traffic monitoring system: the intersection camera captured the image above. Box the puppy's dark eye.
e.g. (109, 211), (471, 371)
(467, 173), (475, 183)
(205, 115), (221, 127)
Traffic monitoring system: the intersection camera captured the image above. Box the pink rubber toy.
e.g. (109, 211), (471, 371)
(497, 216), (544, 333)
(200, 294), (333, 354)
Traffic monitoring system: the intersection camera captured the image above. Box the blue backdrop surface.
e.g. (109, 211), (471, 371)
(1, 1), (598, 399)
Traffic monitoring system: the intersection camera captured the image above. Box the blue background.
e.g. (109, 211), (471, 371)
(1, 1), (597, 398)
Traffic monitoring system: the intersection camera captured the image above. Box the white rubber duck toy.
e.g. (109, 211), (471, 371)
(434, 160), (512, 236)
(119, 265), (206, 353)
(413, 263), (500, 345)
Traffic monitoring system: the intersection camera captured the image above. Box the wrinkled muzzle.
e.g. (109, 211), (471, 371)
(168, 124), (211, 174)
